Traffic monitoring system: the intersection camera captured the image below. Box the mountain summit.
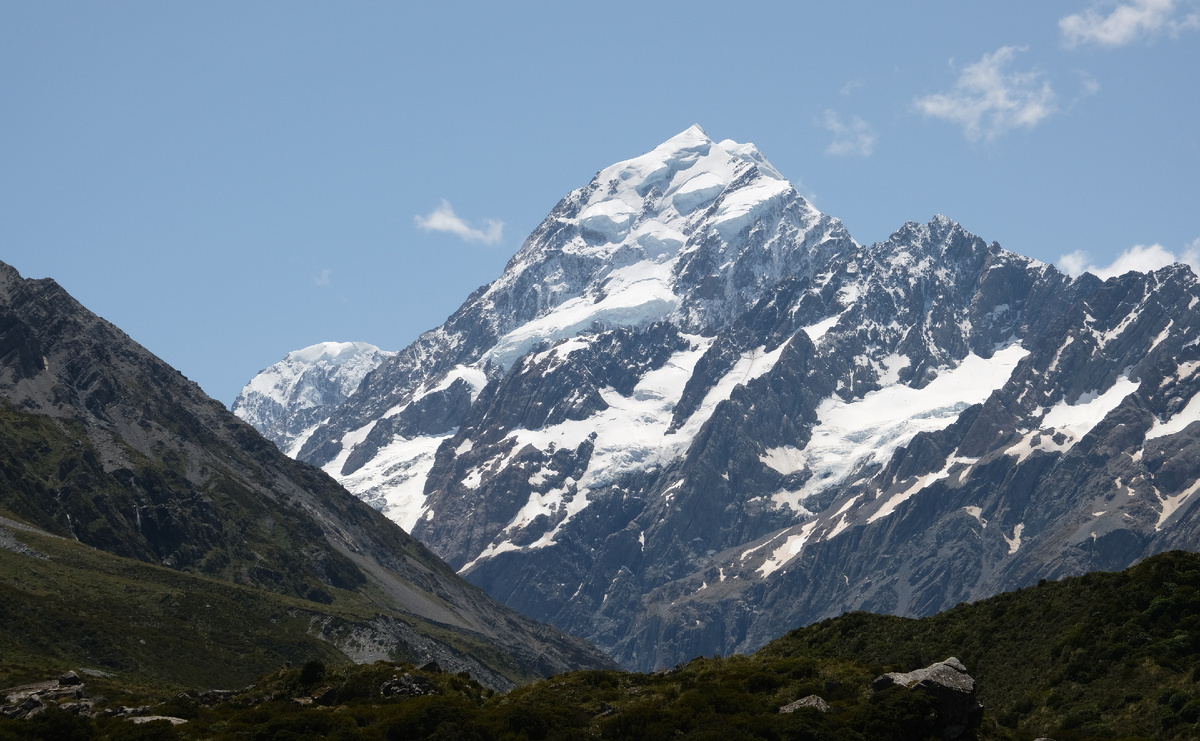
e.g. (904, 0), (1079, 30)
(238, 127), (1200, 671)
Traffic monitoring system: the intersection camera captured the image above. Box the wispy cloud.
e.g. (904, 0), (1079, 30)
(1060, 0), (1199, 48)
(314, 268), (331, 286)
(839, 79), (864, 96)
(415, 200), (504, 245)
(821, 110), (876, 157)
(1058, 240), (1200, 278)
(914, 46), (1056, 142)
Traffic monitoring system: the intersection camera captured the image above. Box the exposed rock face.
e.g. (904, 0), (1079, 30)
(0, 260), (616, 686)
(872, 658), (982, 740)
(240, 126), (1200, 672)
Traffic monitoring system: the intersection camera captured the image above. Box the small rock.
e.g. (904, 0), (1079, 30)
(419, 661), (443, 674)
(779, 695), (831, 714)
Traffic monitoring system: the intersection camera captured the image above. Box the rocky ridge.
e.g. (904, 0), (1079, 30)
(0, 260), (615, 687)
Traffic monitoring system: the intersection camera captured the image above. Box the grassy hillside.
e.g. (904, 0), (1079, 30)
(0, 513), (533, 692)
(6, 550), (1199, 740)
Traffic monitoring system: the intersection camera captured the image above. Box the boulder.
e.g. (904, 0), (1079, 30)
(872, 657), (982, 740)
(779, 695), (831, 713)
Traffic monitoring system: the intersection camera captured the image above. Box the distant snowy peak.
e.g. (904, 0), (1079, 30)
(233, 341), (394, 454)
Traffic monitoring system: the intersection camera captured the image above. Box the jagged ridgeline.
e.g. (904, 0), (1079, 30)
(0, 261), (616, 690)
(238, 125), (1200, 671)
(5, 551), (1200, 739)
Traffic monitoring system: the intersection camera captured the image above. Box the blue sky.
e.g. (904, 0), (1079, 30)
(3, 1), (1198, 405)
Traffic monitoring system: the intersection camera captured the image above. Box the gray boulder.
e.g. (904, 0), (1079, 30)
(872, 657), (982, 740)
(779, 694), (831, 713)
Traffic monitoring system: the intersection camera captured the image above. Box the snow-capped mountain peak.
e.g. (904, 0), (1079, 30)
(233, 341), (394, 454)
(470, 126), (844, 371)
(237, 127), (1200, 673)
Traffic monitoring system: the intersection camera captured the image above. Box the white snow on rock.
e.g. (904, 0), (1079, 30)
(241, 341), (392, 408)
(802, 314), (842, 343)
(233, 341), (395, 452)
(1003, 523), (1025, 554)
(324, 366), (491, 531)
(336, 433), (449, 532)
(771, 344), (1028, 512)
(508, 338), (713, 493)
(1146, 387), (1200, 440)
(1006, 375), (1141, 462)
(1157, 480), (1200, 531)
(757, 521), (819, 578)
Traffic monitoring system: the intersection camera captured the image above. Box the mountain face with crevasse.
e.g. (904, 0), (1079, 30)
(239, 125), (1200, 672)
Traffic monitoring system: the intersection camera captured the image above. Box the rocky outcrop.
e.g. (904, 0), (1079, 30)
(2, 673), (87, 719)
(872, 658), (982, 740)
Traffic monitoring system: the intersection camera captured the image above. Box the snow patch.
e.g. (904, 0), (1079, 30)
(802, 314), (842, 343)
(760, 445), (805, 475)
(1007, 375), (1141, 461)
(757, 521), (819, 578)
(868, 469), (951, 523)
(710, 178), (792, 239)
(1146, 389), (1200, 440)
(483, 260), (681, 370)
(1003, 523), (1024, 555)
(1157, 480), (1200, 531)
(502, 340), (712, 515)
(681, 343), (788, 432)
(772, 345), (1027, 512)
(335, 432), (450, 531)
(964, 506), (987, 528)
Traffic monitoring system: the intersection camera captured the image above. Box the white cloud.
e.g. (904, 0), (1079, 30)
(1060, 0), (1199, 48)
(415, 200), (504, 245)
(914, 46), (1057, 142)
(821, 110), (875, 157)
(839, 79), (864, 96)
(314, 268), (331, 286)
(1058, 241), (1200, 279)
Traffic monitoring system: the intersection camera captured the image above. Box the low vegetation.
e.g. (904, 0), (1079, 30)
(5, 547), (1200, 739)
